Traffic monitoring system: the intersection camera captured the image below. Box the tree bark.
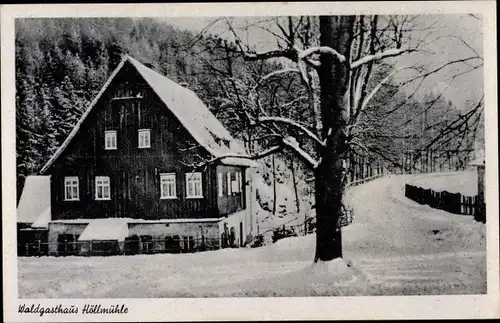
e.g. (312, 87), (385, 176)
(272, 155), (277, 215)
(290, 158), (300, 213)
(314, 16), (355, 262)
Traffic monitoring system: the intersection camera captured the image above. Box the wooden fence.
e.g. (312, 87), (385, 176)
(405, 184), (484, 218)
(18, 237), (223, 257)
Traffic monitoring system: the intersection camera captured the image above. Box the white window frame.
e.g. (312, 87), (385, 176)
(186, 172), (203, 199)
(104, 130), (117, 150)
(95, 176), (111, 200)
(138, 129), (151, 148)
(236, 171), (242, 193)
(64, 176), (79, 201)
(227, 172), (232, 196)
(160, 173), (177, 199)
(218, 172), (223, 197)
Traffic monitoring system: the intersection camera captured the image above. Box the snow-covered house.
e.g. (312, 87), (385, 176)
(22, 55), (259, 256)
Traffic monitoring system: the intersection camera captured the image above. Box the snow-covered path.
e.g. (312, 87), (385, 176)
(343, 174), (486, 295)
(18, 174), (486, 297)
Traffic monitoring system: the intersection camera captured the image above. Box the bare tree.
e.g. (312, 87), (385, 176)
(187, 15), (483, 261)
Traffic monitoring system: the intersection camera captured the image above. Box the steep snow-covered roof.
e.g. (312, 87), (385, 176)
(17, 176), (51, 227)
(78, 218), (129, 241)
(40, 55), (254, 173)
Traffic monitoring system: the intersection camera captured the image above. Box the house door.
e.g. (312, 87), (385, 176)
(239, 222), (243, 247)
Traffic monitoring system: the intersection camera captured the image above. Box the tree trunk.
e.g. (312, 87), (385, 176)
(290, 158), (300, 213)
(272, 155), (277, 215)
(314, 16), (355, 262)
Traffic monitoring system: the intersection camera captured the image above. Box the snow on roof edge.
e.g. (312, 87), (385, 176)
(221, 157), (260, 168)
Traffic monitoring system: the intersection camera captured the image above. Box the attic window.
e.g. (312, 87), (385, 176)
(105, 131), (117, 150)
(138, 129), (151, 148)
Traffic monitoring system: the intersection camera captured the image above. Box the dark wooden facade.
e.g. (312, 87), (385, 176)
(45, 62), (246, 220)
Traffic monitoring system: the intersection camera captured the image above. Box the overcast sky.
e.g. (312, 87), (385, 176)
(162, 14), (483, 110)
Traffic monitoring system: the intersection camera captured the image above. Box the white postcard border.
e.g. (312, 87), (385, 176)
(2, 1), (498, 321)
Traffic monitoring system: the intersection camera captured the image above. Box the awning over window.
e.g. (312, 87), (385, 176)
(78, 218), (129, 242)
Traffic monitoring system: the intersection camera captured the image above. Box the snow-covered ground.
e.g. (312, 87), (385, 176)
(18, 173), (486, 297)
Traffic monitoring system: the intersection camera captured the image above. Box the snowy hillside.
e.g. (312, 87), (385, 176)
(18, 173), (486, 297)
(253, 156), (314, 238)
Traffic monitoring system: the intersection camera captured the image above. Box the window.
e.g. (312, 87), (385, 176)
(186, 172), (203, 198)
(218, 173), (223, 197)
(160, 173), (177, 199)
(95, 176), (111, 200)
(227, 172), (232, 196)
(236, 171), (242, 193)
(231, 176), (239, 194)
(138, 129), (151, 148)
(105, 131), (117, 150)
(64, 176), (79, 201)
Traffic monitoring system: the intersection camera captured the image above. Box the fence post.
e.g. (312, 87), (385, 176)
(64, 239), (68, 256)
(25, 243), (29, 256)
(37, 240), (41, 257)
(455, 193), (462, 214)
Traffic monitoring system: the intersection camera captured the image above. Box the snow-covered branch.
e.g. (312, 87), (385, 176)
(255, 68), (300, 88)
(351, 67), (406, 124)
(258, 116), (325, 147)
(181, 145), (283, 169)
(282, 136), (319, 169)
(299, 46), (347, 63)
(279, 95), (309, 109)
(365, 69), (403, 101)
(242, 49), (298, 62)
(350, 48), (416, 69)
